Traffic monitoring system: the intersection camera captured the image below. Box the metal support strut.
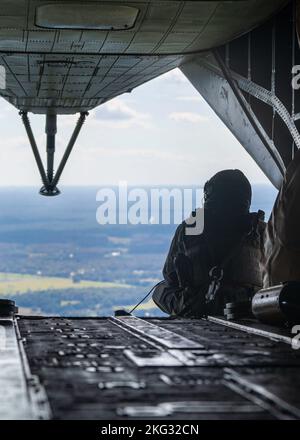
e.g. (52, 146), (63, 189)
(20, 111), (88, 196)
(45, 114), (57, 184)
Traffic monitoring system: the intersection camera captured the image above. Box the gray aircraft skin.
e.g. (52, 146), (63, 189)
(0, 0), (287, 115)
(1, 0), (300, 420)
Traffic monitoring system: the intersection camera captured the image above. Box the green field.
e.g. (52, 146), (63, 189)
(121, 298), (156, 312)
(0, 272), (131, 296)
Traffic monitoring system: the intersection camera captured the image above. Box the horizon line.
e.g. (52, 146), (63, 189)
(0, 182), (274, 188)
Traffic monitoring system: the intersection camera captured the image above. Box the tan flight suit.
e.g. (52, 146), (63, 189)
(263, 150), (300, 287)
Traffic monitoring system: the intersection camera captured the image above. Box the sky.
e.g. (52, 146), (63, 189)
(0, 68), (270, 188)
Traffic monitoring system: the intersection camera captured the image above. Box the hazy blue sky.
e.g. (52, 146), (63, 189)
(0, 68), (270, 187)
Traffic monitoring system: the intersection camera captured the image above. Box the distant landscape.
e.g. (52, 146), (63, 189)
(0, 185), (277, 317)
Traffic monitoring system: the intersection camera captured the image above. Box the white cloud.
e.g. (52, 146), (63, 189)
(79, 146), (192, 163)
(2, 135), (28, 149)
(92, 97), (151, 128)
(157, 68), (189, 84)
(0, 102), (15, 118)
(176, 96), (203, 102)
(56, 97), (151, 131)
(169, 112), (208, 123)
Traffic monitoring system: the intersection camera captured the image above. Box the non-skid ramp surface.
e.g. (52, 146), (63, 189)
(17, 316), (300, 420)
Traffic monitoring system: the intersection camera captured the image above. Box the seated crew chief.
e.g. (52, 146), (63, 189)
(263, 149), (300, 287)
(152, 170), (266, 318)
